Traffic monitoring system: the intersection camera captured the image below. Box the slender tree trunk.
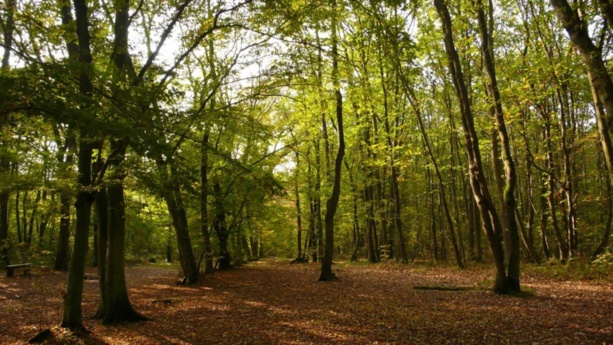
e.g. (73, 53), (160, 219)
(213, 182), (232, 270)
(474, 0), (521, 291)
(434, 0), (509, 293)
(320, 0), (343, 281)
(541, 109), (569, 260)
(15, 191), (21, 243)
(593, 151), (613, 258)
(93, 187), (108, 319)
(365, 186), (378, 263)
(294, 152), (303, 260)
(201, 129), (214, 273)
(428, 169), (439, 261)
(27, 190), (41, 245)
(55, 192), (72, 271)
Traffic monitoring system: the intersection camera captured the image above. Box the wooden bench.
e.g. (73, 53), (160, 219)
(5, 263), (31, 277)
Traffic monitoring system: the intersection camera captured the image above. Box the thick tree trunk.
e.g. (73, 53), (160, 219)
(550, 0), (613, 183)
(0, 64), (11, 261)
(166, 178), (199, 283)
(98, 1), (147, 323)
(593, 158), (612, 258)
(61, 140), (93, 331)
(0, 0), (15, 261)
(103, 143), (147, 323)
(61, 0), (95, 331)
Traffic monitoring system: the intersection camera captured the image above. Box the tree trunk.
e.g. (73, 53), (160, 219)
(53, 2), (78, 271)
(15, 190), (21, 243)
(54, 193), (71, 271)
(93, 187), (108, 319)
(549, 0), (613, 183)
(103, 142), (146, 324)
(201, 129), (214, 274)
(164, 167), (199, 284)
(213, 182), (232, 270)
(294, 151), (303, 260)
(428, 169), (439, 261)
(593, 154), (613, 258)
(61, 138), (93, 331)
(434, 0), (509, 293)
(474, 0), (521, 291)
(61, 0), (95, 331)
(319, 0), (343, 281)
(27, 190), (41, 245)
(0, 0), (15, 264)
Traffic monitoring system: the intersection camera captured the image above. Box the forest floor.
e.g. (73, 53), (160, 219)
(0, 258), (612, 345)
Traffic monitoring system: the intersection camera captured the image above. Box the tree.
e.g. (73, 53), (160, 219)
(549, 0), (613, 184)
(473, 0), (521, 290)
(61, 0), (95, 331)
(433, 0), (511, 293)
(0, 0), (16, 266)
(319, 0), (344, 282)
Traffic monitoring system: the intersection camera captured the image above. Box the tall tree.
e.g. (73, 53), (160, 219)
(99, 0), (147, 323)
(0, 0), (16, 266)
(433, 0), (511, 293)
(549, 0), (613, 184)
(319, 0), (344, 282)
(473, 0), (521, 290)
(61, 0), (95, 330)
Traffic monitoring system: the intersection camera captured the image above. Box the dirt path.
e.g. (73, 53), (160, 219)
(1, 259), (612, 344)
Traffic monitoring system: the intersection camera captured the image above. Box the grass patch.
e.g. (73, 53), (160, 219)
(524, 259), (613, 282)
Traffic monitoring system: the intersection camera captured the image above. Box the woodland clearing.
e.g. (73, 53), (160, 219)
(0, 259), (612, 344)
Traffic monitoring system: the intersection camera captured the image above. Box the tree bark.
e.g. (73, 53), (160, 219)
(103, 142), (146, 323)
(213, 181), (232, 270)
(61, 0), (95, 331)
(200, 129), (214, 273)
(549, 0), (613, 183)
(474, 0), (521, 291)
(319, 0), (343, 281)
(162, 162), (199, 284)
(434, 0), (509, 293)
(0, 0), (13, 260)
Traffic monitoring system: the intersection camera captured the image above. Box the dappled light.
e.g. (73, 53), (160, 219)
(1, 0), (613, 342)
(1, 260), (612, 344)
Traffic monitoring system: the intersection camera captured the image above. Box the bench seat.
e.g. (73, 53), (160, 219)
(5, 263), (31, 277)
